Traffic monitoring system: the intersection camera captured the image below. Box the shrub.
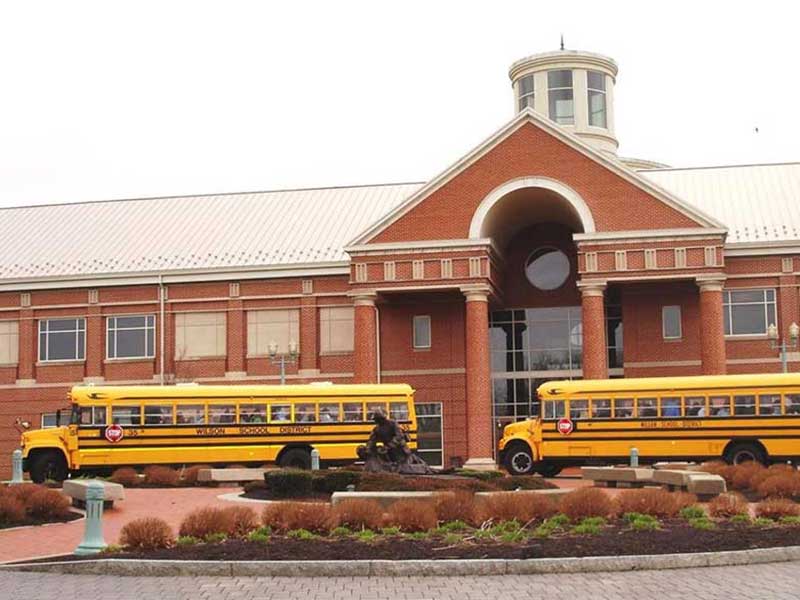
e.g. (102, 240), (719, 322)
(178, 507), (234, 539)
(355, 529), (376, 542)
(434, 520), (469, 533)
(474, 493), (557, 525)
(0, 495), (26, 526)
(559, 487), (616, 521)
(455, 469), (505, 481)
(384, 499), (437, 532)
(262, 501), (336, 533)
(730, 461), (766, 491)
(698, 461), (735, 483)
(143, 466), (180, 487)
(708, 492), (748, 518)
(680, 505), (706, 520)
(672, 492), (699, 511)
(615, 488), (682, 518)
(751, 464), (796, 491)
(224, 506), (259, 538)
(109, 467), (139, 487)
(243, 480), (267, 494)
(757, 473), (800, 500)
(731, 513), (751, 525)
(756, 498), (800, 520)
(331, 526), (352, 537)
(312, 470), (361, 494)
(432, 491), (475, 524)
(492, 476), (554, 491)
(24, 487), (71, 520)
(627, 514), (660, 531)
(265, 469), (314, 498)
(287, 529), (317, 540)
(333, 499), (384, 531)
(176, 535), (201, 546)
(356, 473), (491, 493)
(181, 464), (211, 486)
(4, 483), (40, 505)
(779, 516), (800, 525)
(205, 532), (227, 544)
(119, 517), (173, 550)
(571, 516), (606, 535)
(753, 517), (774, 527)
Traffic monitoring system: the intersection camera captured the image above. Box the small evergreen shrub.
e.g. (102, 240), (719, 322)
(119, 517), (174, 550)
(143, 466), (180, 487)
(492, 476), (553, 491)
(559, 487), (616, 521)
(243, 480), (267, 494)
(708, 492), (748, 518)
(312, 470), (361, 494)
(265, 469), (314, 498)
(109, 467), (139, 487)
(455, 469), (505, 481)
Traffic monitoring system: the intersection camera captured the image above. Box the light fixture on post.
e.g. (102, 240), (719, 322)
(268, 339), (299, 385)
(768, 322), (799, 373)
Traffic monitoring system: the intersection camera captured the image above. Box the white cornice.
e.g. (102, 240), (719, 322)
(345, 238), (498, 256)
(574, 228), (727, 244)
(724, 241), (800, 257)
(348, 109), (726, 247)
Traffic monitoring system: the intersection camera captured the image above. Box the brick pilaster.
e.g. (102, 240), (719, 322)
(352, 291), (378, 383)
(299, 296), (319, 373)
(579, 281), (608, 380)
(17, 308), (35, 382)
(226, 299), (246, 375)
(85, 306), (104, 379)
(697, 276), (727, 375)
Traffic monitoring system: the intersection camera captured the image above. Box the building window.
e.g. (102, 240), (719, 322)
(525, 247), (570, 290)
(107, 315), (155, 360)
(175, 312), (227, 359)
(415, 402), (443, 467)
(320, 307), (354, 353)
(413, 315), (431, 349)
(723, 289), (777, 336)
(38, 318), (85, 362)
(517, 74), (535, 111)
(548, 70), (574, 125)
(662, 305), (682, 339)
(587, 71), (607, 127)
(41, 412), (70, 428)
(247, 309), (299, 356)
(0, 321), (19, 364)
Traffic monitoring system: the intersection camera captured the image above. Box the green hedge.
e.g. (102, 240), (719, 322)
(312, 470), (361, 494)
(264, 469), (313, 498)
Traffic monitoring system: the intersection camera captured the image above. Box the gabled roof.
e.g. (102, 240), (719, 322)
(348, 108), (726, 246)
(640, 162), (800, 245)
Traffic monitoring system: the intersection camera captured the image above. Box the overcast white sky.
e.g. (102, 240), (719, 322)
(0, 1), (797, 208)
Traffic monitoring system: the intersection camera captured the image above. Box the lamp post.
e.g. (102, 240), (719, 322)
(268, 339), (299, 384)
(768, 322), (800, 373)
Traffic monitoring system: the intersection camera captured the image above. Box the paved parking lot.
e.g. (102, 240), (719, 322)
(2, 560), (799, 600)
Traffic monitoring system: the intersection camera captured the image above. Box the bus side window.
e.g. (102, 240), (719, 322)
(343, 402), (363, 422)
(543, 400), (564, 419)
(270, 404), (291, 423)
(319, 403), (340, 422)
(591, 399), (611, 419)
(295, 403), (317, 423)
(710, 396), (731, 417)
(637, 398), (657, 418)
(569, 399), (588, 419)
(366, 402), (388, 420)
(613, 398), (633, 418)
(176, 405), (205, 424)
(111, 406), (141, 426)
(144, 405), (174, 425)
(685, 397), (706, 417)
(757, 394), (780, 416)
(661, 397), (681, 418)
(390, 402), (409, 421)
(209, 405), (236, 424)
(239, 404), (266, 423)
(785, 394), (800, 415)
(733, 395), (756, 416)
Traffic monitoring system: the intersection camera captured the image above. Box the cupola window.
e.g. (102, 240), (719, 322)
(517, 74), (535, 111)
(548, 70), (574, 125)
(587, 71), (607, 128)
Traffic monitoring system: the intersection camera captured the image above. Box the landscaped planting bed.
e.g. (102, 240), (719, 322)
(0, 484), (81, 529)
(41, 486), (800, 562)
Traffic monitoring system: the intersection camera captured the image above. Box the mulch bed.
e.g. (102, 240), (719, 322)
(28, 520), (800, 562)
(0, 511), (82, 531)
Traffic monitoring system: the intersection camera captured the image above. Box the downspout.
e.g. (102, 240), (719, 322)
(159, 274), (165, 385)
(375, 304), (381, 384)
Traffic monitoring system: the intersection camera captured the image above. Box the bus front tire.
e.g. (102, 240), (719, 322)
(503, 443), (535, 475)
(279, 448), (312, 470)
(724, 442), (767, 466)
(29, 451), (68, 484)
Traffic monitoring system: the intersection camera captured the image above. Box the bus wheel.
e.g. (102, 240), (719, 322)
(29, 451), (68, 484)
(279, 448), (312, 470)
(536, 463), (563, 478)
(504, 443), (535, 475)
(724, 442), (767, 466)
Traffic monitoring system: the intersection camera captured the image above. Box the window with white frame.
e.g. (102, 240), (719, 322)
(175, 312), (227, 359)
(517, 74), (535, 111)
(415, 402), (443, 467)
(107, 315), (155, 359)
(723, 289), (777, 336)
(0, 321), (19, 364)
(662, 305), (682, 339)
(587, 71), (607, 127)
(247, 309), (299, 355)
(320, 307), (354, 353)
(548, 70), (574, 125)
(413, 315), (431, 349)
(38, 318), (85, 362)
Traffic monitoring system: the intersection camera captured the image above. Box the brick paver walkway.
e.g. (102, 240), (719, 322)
(0, 487), (233, 562)
(2, 561), (799, 599)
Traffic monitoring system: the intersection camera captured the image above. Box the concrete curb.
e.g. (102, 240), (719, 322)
(3, 545), (800, 577)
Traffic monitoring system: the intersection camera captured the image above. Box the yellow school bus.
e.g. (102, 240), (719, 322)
(20, 383), (417, 483)
(498, 373), (800, 476)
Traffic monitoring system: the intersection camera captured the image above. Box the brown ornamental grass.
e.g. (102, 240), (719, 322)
(433, 490), (477, 524)
(473, 492), (557, 525)
(708, 492), (749, 518)
(0, 494), (26, 526)
(181, 464), (212, 486)
(615, 488), (695, 518)
(756, 472), (800, 500)
(120, 517), (174, 550)
(559, 487), (616, 521)
(262, 501), (337, 533)
(143, 466), (181, 487)
(109, 467), (140, 487)
(755, 498), (800, 520)
(383, 499), (437, 532)
(23, 487), (71, 520)
(730, 461), (766, 491)
(332, 499), (384, 531)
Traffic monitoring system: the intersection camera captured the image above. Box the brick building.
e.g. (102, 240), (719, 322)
(0, 48), (799, 475)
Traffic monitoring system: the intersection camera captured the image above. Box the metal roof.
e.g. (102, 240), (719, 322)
(640, 162), (800, 245)
(0, 162), (797, 284)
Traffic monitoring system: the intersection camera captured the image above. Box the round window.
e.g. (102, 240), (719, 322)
(525, 247), (570, 290)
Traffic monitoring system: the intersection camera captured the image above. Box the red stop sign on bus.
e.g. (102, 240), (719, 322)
(557, 417), (574, 436)
(104, 424), (124, 443)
